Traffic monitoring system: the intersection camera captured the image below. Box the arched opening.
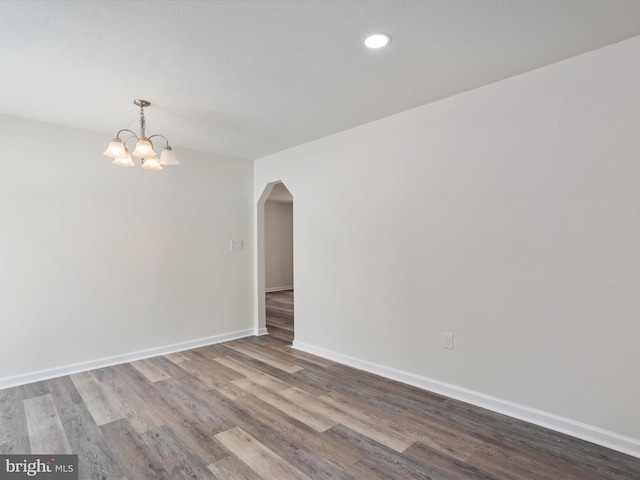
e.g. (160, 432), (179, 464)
(256, 181), (294, 342)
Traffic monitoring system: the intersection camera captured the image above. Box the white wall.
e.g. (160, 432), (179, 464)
(0, 115), (254, 383)
(265, 199), (293, 290)
(254, 36), (640, 452)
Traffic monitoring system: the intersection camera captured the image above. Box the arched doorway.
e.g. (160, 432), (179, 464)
(257, 181), (294, 342)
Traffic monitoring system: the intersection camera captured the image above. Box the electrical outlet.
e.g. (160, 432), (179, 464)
(443, 332), (454, 350)
(230, 240), (243, 250)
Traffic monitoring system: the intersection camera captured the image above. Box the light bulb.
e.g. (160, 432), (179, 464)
(364, 33), (391, 49)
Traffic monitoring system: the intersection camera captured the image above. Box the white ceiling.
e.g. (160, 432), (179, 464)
(2, 0), (640, 160)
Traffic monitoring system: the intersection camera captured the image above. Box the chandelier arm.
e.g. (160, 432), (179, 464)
(120, 135), (140, 149)
(116, 129), (139, 141)
(148, 134), (170, 148)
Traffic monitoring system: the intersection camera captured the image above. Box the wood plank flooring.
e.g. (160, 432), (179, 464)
(265, 290), (294, 343)
(1, 291), (639, 479)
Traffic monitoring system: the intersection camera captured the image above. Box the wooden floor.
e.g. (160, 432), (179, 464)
(265, 289), (295, 344)
(1, 292), (639, 479)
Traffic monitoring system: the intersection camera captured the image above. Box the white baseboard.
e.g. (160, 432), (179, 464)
(255, 327), (269, 336)
(0, 328), (255, 390)
(292, 340), (640, 459)
(265, 285), (294, 293)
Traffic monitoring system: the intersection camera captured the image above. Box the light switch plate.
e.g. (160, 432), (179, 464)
(443, 332), (454, 349)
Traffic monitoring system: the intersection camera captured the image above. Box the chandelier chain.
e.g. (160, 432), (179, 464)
(139, 105), (146, 138)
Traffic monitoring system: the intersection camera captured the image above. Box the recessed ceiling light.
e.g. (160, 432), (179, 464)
(364, 33), (391, 49)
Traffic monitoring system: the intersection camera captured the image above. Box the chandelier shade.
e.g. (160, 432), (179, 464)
(103, 99), (179, 171)
(112, 149), (135, 168)
(103, 140), (126, 158)
(141, 156), (163, 171)
(159, 146), (179, 165)
(132, 138), (156, 158)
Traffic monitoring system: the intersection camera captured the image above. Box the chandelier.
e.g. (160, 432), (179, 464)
(102, 99), (179, 171)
